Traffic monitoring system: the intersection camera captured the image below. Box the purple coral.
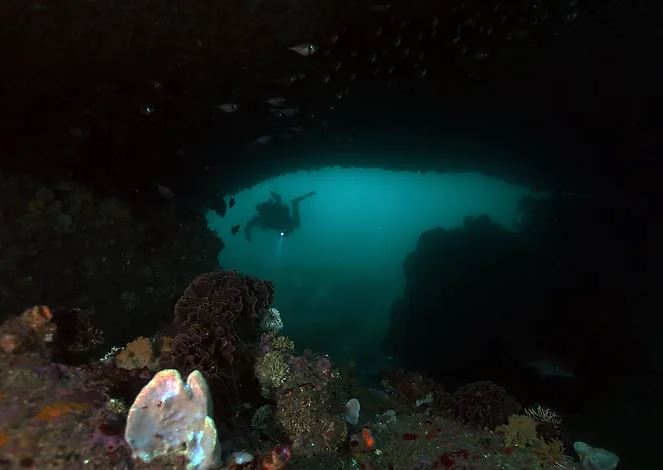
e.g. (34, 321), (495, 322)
(449, 380), (520, 429)
(287, 349), (334, 391)
(169, 271), (274, 410)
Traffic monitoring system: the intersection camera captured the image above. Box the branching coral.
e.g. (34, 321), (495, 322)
(255, 352), (289, 395)
(449, 381), (521, 429)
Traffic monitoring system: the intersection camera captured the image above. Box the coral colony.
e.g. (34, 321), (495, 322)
(0, 271), (619, 469)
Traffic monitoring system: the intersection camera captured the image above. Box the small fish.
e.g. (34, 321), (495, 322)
(322, 74), (331, 84)
(394, 36), (402, 47)
(229, 197), (235, 208)
(349, 72), (357, 81)
(231, 224), (241, 235)
(274, 75), (297, 85)
(270, 108), (285, 118)
(369, 53), (377, 63)
(417, 67), (428, 78)
(330, 34), (339, 44)
(369, 3), (391, 12)
(156, 184), (174, 200)
(255, 135), (271, 144)
(335, 91), (344, 100)
(265, 97), (285, 106)
(334, 61), (342, 71)
(288, 125), (304, 133)
(473, 51), (489, 60)
(297, 71), (307, 80)
(525, 360), (575, 379)
(374, 26), (383, 37)
(432, 16), (439, 28)
(281, 107), (299, 117)
(415, 32), (424, 42)
(350, 49), (358, 58)
(218, 103), (239, 113)
(289, 43), (317, 56)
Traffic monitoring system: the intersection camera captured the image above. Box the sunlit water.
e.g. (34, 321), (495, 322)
(207, 166), (534, 374)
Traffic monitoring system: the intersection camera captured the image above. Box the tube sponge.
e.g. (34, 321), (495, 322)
(124, 369), (221, 470)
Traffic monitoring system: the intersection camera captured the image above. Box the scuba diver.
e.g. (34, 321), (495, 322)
(244, 190), (317, 241)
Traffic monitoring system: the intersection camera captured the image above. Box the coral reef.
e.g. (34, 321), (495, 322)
(0, 277), (596, 470)
(449, 380), (521, 429)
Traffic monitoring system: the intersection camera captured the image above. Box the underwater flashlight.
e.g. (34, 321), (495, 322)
(280, 232), (285, 237)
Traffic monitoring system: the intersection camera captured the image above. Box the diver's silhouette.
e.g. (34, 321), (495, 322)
(244, 190), (316, 241)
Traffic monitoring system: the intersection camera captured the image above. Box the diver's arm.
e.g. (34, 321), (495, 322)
(291, 191), (317, 204)
(269, 191), (282, 204)
(290, 191), (316, 230)
(244, 216), (258, 241)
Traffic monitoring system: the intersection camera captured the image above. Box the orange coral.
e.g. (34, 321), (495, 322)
(35, 401), (89, 421)
(0, 430), (8, 448)
(116, 336), (155, 370)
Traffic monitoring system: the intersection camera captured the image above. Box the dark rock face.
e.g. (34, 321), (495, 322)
(0, 173), (223, 346)
(384, 215), (537, 380)
(384, 198), (659, 410)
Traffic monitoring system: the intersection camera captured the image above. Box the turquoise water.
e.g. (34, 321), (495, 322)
(207, 166), (534, 373)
